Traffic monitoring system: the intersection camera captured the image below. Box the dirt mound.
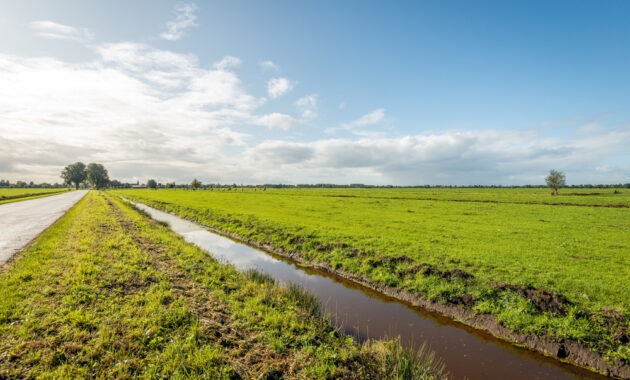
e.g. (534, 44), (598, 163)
(492, 283), (569, 314)
(383, 255), (413, 265)
(448, 269), (474, 279)
(448, 294), (475, 307)
(404, 263), (475, 281)
(598, 309), (629, 344)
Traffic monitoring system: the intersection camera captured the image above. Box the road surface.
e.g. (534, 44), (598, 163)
(0, 190), (88, 264)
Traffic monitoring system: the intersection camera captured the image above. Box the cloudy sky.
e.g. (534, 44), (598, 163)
(1, 0), (628, 185)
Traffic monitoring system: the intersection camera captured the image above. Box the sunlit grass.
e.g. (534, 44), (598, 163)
(0, 191), (445, 379)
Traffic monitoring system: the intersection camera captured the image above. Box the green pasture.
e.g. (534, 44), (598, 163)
(260, 187), (630, 206)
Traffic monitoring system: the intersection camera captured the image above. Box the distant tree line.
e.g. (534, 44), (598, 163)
(129, 179), (630, 191)
(198, 182), (630, 189)
(5, 166), (628, 190)
(0, 179), (67, 188)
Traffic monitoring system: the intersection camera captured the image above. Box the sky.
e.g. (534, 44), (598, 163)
(0, 0), (628, 185)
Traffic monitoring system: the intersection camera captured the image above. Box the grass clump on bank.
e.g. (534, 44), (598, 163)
(0, 191), (445, 379)
(111, 188), (630, 366)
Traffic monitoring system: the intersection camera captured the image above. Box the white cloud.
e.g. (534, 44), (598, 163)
(301, 109), (317, 119)
(97, 42), (197, 73)
(213, 56), (241, 70)
(296, 94), (318, 119)
(0, 47), (263, 183)
(260, 60), (279, 71)
(296, 94), (317, 109)
(160, 3), (198, 41)
(267, 77), (293, 98)
(246, 140), (314, 165)
(241, 129), (630, 184)
(347, 108), (385, 127)
(325, 108), (386, 134)
(576, 122), (604, 135)
(338, 101), (346, 110)
(29, 21), (93, 42)
(256, 113), (300, 130)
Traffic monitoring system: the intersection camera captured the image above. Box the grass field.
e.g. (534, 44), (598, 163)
(257, 187), (630, 206)
(0, 188), (70, 205)
(0, 191), (443, 379)
(113, 188), (630, 365)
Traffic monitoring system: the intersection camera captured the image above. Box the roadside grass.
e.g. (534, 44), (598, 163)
(112, 188), (630, 364)
(0, 188), (70, 205)
(0, 191), (445, 379)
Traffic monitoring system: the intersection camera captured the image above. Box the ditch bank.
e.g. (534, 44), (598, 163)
(197, 224), (629, 379)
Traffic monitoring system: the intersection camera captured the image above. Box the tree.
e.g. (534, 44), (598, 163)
(545, 169), (566, 195)
(86, 163), (110, 189)
(61, 162), (87, 189)
(191, 178), (201, 190)
(147, 179), (158, 189)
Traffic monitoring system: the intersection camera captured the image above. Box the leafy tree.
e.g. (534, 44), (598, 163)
(86, 163), (110, 189)
(61, 162), (87, 189)
(545, 169), (566, 195)
(191, 178), (202, 190)
(147, 179), (158, 189)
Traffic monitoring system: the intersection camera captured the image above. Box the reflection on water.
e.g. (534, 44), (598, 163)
(130, 200), (605, 380)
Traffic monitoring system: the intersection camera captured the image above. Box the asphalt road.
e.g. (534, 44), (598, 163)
(0, 190), (88, 264)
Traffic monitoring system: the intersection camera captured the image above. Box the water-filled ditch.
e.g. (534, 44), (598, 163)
(128, 199), (606, 380)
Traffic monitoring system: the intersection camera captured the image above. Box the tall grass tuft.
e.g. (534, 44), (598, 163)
(368, 339), (447, 379)
(245, 268), (275, 285)
(283, 283), (321, 317)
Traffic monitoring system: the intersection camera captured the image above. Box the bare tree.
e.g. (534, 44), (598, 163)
(545, 170), (566, 195)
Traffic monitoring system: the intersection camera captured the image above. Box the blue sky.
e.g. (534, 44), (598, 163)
(0, 1), (628, 185)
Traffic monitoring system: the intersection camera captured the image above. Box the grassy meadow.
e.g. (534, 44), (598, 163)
(0, 191), (444, 379)
(0, 188), (69, 205)
(113, 188), (630, 364)
(257, 187), (630, 206)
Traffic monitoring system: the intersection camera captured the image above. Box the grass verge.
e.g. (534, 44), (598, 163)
(0, 189), (70, 205)
(0, 191), (445, 379)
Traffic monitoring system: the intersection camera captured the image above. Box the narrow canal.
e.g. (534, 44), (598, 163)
(129, 200), (606, 380)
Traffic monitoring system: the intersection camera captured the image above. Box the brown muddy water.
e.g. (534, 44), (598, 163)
(129, 200), (608, 380)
